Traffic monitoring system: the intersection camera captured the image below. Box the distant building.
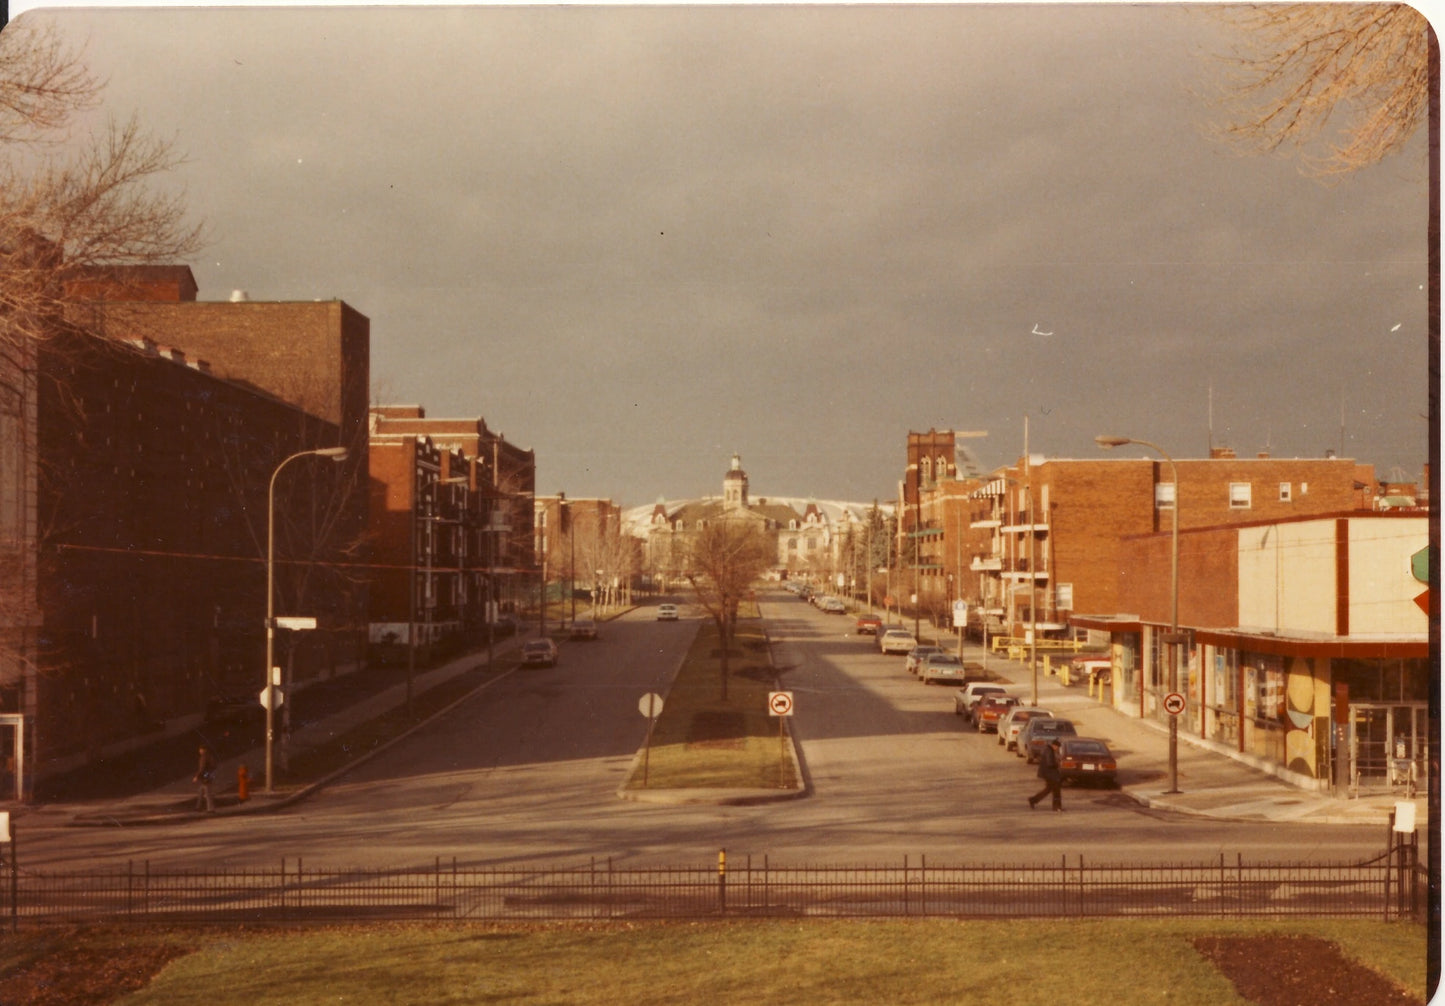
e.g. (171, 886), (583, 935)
(632, 454), (879, 588)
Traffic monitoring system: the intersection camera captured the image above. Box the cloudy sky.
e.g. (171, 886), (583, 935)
(10, 3), (1433, 505)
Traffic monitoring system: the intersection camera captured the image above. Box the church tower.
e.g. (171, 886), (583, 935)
(723, 452), (749, 511)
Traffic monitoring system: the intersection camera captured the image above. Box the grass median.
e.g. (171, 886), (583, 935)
(3, 918), (1427, 1006)
(626, 605), (798, 792)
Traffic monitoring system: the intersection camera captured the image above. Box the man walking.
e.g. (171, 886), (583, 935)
(1028, 738), (1064, 812)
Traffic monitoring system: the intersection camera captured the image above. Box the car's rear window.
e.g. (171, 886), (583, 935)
(1066, 740), (1110, 756)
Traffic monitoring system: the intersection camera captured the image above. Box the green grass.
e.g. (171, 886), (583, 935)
(0, 918), (1422, 1006)
(626, 614), (796, 790)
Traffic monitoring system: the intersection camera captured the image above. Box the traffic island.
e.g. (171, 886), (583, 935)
(618, 618), (805, 804)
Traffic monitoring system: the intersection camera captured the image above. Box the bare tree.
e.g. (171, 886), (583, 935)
(0, 16), (204, 769)
(684, 520), (773, 700)
(1207, 4), (1432, 176)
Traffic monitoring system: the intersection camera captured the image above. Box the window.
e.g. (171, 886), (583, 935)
(1154, 483), (1176, 509)
(1278, 482), (1292, 503)
(1229, 482), (1252, 509)
(1055, 583), (1074, 609)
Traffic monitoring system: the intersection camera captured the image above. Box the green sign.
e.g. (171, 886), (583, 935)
(1411, 546), (1429, 585)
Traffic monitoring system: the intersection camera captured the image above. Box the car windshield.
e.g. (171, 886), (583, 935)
(927, 655), (961, 665)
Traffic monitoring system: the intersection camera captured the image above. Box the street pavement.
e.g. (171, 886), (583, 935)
(7, 609), (1427, 836)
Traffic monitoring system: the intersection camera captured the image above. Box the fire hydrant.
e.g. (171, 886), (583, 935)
(237, 764), (250, 802)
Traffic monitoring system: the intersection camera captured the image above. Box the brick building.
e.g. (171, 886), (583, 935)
(961, 451), (1375, 641)
(1074, 512), (1429, 792)
(367, 407), (537, 662)
(18, 315), (366, 786)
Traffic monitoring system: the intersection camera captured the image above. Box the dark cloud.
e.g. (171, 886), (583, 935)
(17, 3), (1430, 502)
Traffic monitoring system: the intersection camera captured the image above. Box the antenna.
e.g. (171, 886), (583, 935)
(1208, 383), (1214, 453)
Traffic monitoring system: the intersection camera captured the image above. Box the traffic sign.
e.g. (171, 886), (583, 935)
(1163, 692), (1186, 716)
(638, 693), (664, 719)
(258, 685), (285, 710)
(273, 616), (318, 631)
(768, 691), (794, 717)
(952, 600), (968, 628)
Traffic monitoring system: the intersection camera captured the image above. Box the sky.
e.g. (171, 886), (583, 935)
(8, 2), (1434, 506)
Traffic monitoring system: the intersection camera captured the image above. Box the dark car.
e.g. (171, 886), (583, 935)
(855, 614), (883, 635)
(1057, 736), (1118, 786)
(204, 695), (261, 725)
(1018, 717), (1078, 763)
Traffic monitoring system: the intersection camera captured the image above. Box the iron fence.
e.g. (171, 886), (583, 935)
(0, 850), (1424, 927)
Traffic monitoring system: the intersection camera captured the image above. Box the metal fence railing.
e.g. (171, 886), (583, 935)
(0, 851), (1425, 927)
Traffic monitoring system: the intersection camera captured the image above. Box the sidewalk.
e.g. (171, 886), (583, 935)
(13, 627), (540, 828)
(964, 639), (1425, 828)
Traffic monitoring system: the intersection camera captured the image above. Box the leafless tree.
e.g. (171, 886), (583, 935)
(1207, 4), (1432, 177)
(684, 520), (773, 700)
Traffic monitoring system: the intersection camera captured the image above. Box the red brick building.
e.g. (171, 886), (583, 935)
(367, 407), (536, 662)
(3, 265), (371, 791)
(962, 451), (1374, 640)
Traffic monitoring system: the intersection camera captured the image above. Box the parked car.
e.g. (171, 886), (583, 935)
(1018, 717), (1078, 763)
(569, 619), (598, 640)
(1057, 736), (1118, 786)
(821, 597), (847, 614)
(973, 693), (1021, 733)
(997, 707), (1055, 751)
(204, 694), (261, 725)
(855, 613), (883, 635)
(878, 628), (917, 655)
(904, 645), (945, 675)
(491, 613), (520, 638)
(953, 682), (1007, 718)
(656, 604), (678, 621)
(520, 638), (559, 667)
(920, 653), (967, 685)
(875, 625), (908, 651)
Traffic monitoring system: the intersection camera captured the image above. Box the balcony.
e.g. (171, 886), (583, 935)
(970, 556), (1002, 571)
(970, 518), (1001, 529)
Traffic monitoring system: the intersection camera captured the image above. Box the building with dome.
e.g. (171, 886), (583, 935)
(630, 454), (887, 589)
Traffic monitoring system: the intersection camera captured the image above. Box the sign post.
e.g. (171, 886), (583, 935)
(638, 693), (663, 786)
(768, 691), (794, 783)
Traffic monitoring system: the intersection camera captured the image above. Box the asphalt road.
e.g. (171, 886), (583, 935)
(23, 593), (1389, 871)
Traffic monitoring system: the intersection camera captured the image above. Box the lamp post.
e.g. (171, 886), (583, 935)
(265, 445), (348, 794)
(1096, 434), (1181, 794)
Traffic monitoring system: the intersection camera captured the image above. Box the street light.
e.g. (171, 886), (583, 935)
(265, 445), (348, 794)
(1096, 434), (1181, 794)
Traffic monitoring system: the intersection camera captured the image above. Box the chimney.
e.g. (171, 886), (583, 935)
(1210, 447), (1236, 460)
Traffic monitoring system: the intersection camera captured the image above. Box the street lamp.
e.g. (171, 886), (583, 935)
(265, 445), (348, 794)
(1096, 434), (1182, 794)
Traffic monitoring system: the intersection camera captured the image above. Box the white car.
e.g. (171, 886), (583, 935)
(821, 597), (847, 614)
(656, 604), (678, 621)
(953, 682), (1007, 718)
(520, 638), (558, 667)
(920, 653), (966, 685)
(878, 629), (917, 655)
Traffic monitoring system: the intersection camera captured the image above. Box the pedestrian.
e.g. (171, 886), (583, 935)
(1028, 738), (1064, 812)
(194, 745), (217, 812)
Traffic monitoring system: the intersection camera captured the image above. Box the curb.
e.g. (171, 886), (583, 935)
(616, 620), (809, 806)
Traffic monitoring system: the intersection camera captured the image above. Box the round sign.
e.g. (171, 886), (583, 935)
(1163, 692), (1186, 716)
(638, 693), (664, 719)
(768, 691), (794, 716)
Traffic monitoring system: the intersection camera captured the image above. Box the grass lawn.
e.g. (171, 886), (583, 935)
(625, 608), (797, 791)
(1, 917), (1426, 1006)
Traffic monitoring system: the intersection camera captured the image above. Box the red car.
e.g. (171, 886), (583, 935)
(855, 614), (883, 635)
(973, 694), (1021, 733)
